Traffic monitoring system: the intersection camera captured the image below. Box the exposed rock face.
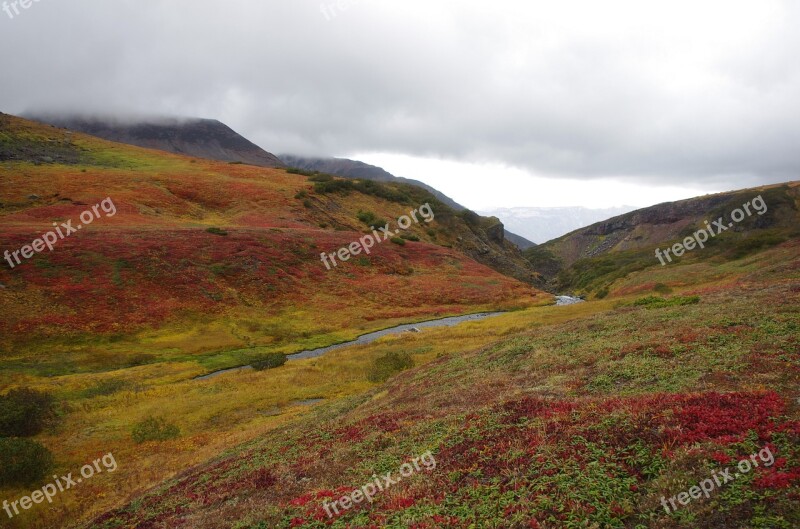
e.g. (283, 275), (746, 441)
(27, 115), (286, 168)
(485, 217), (505, 244)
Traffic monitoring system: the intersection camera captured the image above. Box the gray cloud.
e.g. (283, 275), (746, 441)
(1, 0), (798, 187)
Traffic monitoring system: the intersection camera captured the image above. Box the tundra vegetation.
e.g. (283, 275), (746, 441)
(0, 115), (798, 528)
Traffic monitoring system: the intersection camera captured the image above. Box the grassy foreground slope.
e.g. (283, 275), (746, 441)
(90, 232), (799, 526)
(0, 113), (550, 528)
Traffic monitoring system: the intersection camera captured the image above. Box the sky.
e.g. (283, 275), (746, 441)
(1, 0), (798, 209)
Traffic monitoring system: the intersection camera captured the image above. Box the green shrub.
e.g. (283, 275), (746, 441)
(206, 227), (228, 236)
(400, 233), (420, 242)
(295, 190), (308, 199)
(287, 167), (316, 177)
(0, 438), (54, 487)
(356, 211), (387, 228)
(312, 177), (410, 203)
(390, 237), (406, 246)
(368, 352), (414, 383)
(632, 295), (700, 308)
(0, 388), (56, 437)
(303, 199), (313, 208)
(357, 211), (377, 225)
(131, 417), (180, 444)
(730, 232), (788, 259)
(308, 173), (333, 182)
(314, 179), (353, 194)
(595, 287), (609, 299)
(252, 353), (288, 371)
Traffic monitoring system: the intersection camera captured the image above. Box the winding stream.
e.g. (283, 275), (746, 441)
(195, 312), (506, 380)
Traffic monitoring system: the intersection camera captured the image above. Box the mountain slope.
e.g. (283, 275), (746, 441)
(27, 114), (286, 168)
(281, 155), (465, 210)
(282, 155), (538, 250)
(0, 112), (544, 363)
(525, 183), (800, 294)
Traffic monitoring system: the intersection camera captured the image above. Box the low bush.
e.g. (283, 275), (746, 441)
(390, 237), (406, 246)
(0, 438), (54, 487)
(368, 352), (414, 383)
(308, 173), (333, 182)
(252, 353), (288, 371)
(632, 295), (700, 308)
(286, 167), (316, 177)
(312, 177), (410, 203)
(0, 388), (57, 437)
(206, 227), (228, 236)
(357, 210), (377, 225)
(131, 417), (180, 444)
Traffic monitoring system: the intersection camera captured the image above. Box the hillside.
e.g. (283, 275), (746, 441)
(0, 112), (552, 528)
(89, 219), (800, 529)
(280, 155), (466, 211)
(282, 155), (537, 250)
(0, 112), (545, 361)
(525, 183), (800, 294)
(26, 114), (286, 168)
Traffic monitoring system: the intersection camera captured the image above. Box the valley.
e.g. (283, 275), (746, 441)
(0, 113), (798, 529)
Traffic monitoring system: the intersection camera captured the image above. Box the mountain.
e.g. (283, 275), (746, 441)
(26, 114), (286, 168)
(479, 206), (637, 244)
(281, 155), (465, 210)
(524, 183), (800, 293)
(282, 155), (537, 249)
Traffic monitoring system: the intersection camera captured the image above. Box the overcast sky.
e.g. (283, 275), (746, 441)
(1, 0), (798, 208)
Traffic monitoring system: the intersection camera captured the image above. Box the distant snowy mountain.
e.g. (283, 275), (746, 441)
(479, 206), (638, 244)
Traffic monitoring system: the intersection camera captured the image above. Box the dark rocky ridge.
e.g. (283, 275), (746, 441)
(27, 115), (285, 168)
